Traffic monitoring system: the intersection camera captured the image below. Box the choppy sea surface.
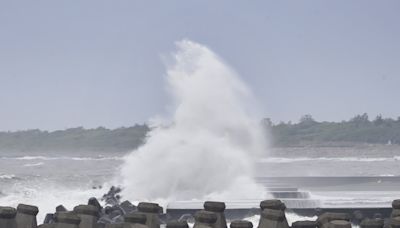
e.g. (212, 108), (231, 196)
(259, 146), (400, 176)
(0, 145), (399, 221)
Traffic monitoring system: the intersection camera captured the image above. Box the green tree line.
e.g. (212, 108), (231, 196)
(267, 113), (400, 146)
(0, 125), (149, 152)
(1, 113), (400, 152)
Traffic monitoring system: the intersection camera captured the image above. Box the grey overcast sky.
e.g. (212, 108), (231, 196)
(0, 1), (399, 131)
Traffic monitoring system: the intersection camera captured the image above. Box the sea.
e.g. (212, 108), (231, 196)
(1, 145), (400, 222)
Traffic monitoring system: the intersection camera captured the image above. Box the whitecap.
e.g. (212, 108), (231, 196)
(0, 174), (16, 180)
(23, 162), (44, 167)
(1, 156), (122, 161)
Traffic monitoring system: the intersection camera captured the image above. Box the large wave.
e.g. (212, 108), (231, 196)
(117, 40), (268, 203)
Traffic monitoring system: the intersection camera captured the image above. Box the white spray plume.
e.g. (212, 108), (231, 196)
(118, 40), (268, 203)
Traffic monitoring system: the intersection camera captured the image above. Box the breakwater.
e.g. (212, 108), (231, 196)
(1, 186), (400, 228)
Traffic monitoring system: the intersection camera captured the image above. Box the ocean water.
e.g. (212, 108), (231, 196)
(0, 150), (121, 221)
(1, 146), (399, 222)
(259, 146), (400, 176)
(1, 41), (399, 222)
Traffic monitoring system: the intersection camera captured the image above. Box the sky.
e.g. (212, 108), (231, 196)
(0, 1), (399, 131)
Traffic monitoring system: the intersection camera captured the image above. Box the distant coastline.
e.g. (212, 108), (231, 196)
(268, 113), (400, 147)
(0, 113), (399, 153)
(0, 125), (149, 153)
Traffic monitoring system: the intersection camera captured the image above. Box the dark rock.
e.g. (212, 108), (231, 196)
(120, 201), (137, 214)
(108, 207), (124, 219)
(43, 214), (55, 224)
(373, 214), (383, 220)
(353, 210), (364, 222)
(102, 187), (122, 206)
(104, 207), (113, 215)
(315, 208), (323, 217)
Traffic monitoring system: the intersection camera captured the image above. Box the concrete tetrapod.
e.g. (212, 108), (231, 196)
(259, 200), (286, 211)
(137, 203), (161, 228)
(391, 217), (400, 228)
(360, 218), (384, 228)
(392, 200), (400, 218)
(257, 209), (289, 228)
(166, 220), (189, 228)
(54, 212), (81, 228)
(16, 204), (39, 228)
(73, 205), (99, 228)
(193, 210), (217, 228)
(317, 213), (350, 228)
(393, 200), (400, 209)
(124, 212), (148, 228)
(204, 201), (227, 228)
(327, 220), (351, 228)
(87, 198), (102, 213)
(291, 221), (317, 228)
(38, 224), (55, 228)
(104, 224), (125, 228)
(230, 220), (253, 228)
(0, 206), (17, 228)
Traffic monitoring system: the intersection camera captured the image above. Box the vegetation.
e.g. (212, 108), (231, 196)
(267, 114), (400, 146)
(1, 114), (400, 152)
(0, 125), (149, 152)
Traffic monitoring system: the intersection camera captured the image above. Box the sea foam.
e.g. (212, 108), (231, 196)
(117, 40), (268, 203)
